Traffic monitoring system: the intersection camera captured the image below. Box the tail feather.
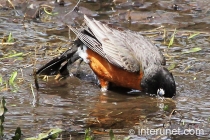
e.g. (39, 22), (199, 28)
(36, 44), (79, 75)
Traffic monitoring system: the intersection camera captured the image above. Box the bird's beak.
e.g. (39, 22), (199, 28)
(157, 88), (165, 97)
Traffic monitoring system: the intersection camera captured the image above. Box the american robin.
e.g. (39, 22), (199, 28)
(37, 15), (176, 98)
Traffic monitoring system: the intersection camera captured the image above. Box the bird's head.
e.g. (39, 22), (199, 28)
(141, 66), (176, 98)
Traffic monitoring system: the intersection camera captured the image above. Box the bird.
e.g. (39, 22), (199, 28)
(36, 15), (176, 98)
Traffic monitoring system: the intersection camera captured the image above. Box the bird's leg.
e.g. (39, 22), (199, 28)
(98, 77), (109, 92)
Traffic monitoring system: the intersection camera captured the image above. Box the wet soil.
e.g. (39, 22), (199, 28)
(0, 0), (210, 139)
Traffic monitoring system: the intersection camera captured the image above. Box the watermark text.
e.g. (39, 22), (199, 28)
(129, 127), (204, 136)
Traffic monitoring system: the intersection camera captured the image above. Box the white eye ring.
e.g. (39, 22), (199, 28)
(157, 88), (165, 96)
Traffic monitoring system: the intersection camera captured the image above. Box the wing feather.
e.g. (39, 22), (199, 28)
(70, 15), (166, 72)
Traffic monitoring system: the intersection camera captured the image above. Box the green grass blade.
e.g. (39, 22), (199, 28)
(85, 128), (94, 140)
(188, 32), (200, 39)
(109, 129), (115, 140)
(25, 128), (62, 140)
(182, 47), (202, 54)
(7, 32), (14, 43)
(168, 28), (176, 48)
(12, 127), (22, 140)
(44, 7), (58, 16)
(168, 63), (177, 71)
(9, 71), (18, 86)
(0, 75), (2, 85)
(0, 52), (23, 60)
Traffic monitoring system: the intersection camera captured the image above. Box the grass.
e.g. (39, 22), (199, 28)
(181, 47), (202, 54)
(25, 128), (62, 140)
(168, 28), (176, 48)
(0, 52), (24, 60)
(0, 71), (18, 92)
(43, 7), (58, 16)
(85, 128), (94, 140)
(0, 75), (2, 85)
(7, 32), (14, 43)
(9, 71), (17, 86)
(188, 32), (200, 39)
(0, 97), (8, 138)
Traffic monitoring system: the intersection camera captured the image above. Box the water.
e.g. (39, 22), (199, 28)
(0, 0), (210, 139)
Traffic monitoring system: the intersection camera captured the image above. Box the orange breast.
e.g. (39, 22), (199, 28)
(86, 48), (143, 90)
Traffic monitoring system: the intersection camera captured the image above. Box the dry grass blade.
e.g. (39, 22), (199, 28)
(30, 84), (35, 97)
(7, 0), (15, 9)
(64, 0), (81, 17)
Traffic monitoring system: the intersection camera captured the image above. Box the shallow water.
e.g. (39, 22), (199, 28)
(0, 0), (210, 139)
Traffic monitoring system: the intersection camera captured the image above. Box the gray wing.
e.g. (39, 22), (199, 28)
(71, 15), (165, 72)
(123, 31), (166, 70)
(70, 27), (106, 57)
(83, 15), (140, 72)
